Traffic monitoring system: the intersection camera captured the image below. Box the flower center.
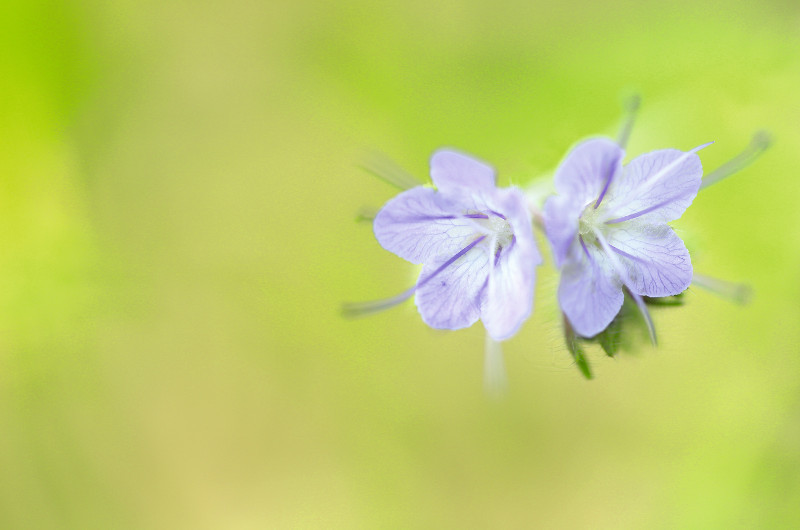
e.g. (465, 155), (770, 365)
(578, 202), (602, 243)
(488, 215), (514, 248)
(469, 211), (514, 250)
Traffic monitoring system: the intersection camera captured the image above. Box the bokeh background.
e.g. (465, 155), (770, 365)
(1, 0), (799, 527)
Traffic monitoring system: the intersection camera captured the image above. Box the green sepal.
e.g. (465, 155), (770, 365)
(597, 316), (623, 357)
(563, 314), (592, 380)
(643, 293), (685, 306)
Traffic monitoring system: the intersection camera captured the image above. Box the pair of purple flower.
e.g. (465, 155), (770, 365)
(372, 138), (707, 342)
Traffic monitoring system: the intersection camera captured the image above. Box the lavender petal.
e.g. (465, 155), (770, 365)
(606, 223), (693, 298)
(544, 194), (584, 267)
(373, 186), (477, 264)
(430, 149), (496, 192)
(558, 241), (624, 338)
(602, 148), (703, 224)
(415, 243), (490, 331)
(481, 188), (540, 340)
(553, 138), (624, 206)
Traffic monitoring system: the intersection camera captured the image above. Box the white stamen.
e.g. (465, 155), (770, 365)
(360, 150), (422, 190)
(342, 287), (415, 318)
(692, 273), (752, 304)
(484, 333), (507, 399)
(469, 214), (514, 248)
(616, 93), (641, 149)
(579, 201), (602, 241)
(699, 131), (771, 190)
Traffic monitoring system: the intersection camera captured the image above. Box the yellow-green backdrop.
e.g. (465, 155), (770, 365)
(1, 0), (799, 528)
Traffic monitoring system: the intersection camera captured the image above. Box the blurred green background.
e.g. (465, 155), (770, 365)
(1, 0), (799, 527)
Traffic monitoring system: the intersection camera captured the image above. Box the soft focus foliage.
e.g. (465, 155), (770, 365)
(1, 0), (799, 528)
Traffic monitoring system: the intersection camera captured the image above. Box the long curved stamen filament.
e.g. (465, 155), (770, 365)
(592, 228), (657, 346)
(616, 93), (641, 150)
(484, 333), (507, 398)
(360, 150), (422, 190)
(692, 273), (752, 304)
(342, 287), (416, 317)
(342, 236), (487, 318)
(699, 131), (771, 191)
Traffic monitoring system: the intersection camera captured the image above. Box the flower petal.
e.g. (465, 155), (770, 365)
(415, 243), (490, 331)
(481, 188), (540, 340)
(481, 243), (537, 340)
(373, 186), (477, 264)
(602, 148), (703, 224)
(558, 240), (624, 338)
(606, 223), (693, 297)
(543, 194), (583, 267)
(553, 138), (624, 205)
(430, 149), (496, 192)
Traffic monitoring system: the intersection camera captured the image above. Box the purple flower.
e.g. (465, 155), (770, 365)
(373, 149), (541, 340)
(544, 138), (710, 338)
